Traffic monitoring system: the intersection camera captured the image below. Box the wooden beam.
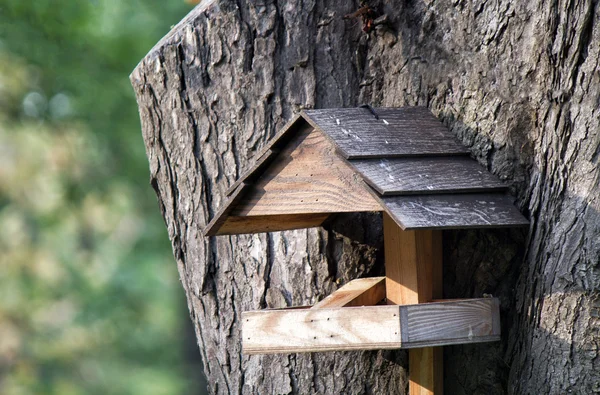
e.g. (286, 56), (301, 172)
(311, 277), (386, 309)
(383, 212), (443, 395)
(215, 213), (329, 235)
(241, 299), (500, 354)
(243, 305), (402, 354)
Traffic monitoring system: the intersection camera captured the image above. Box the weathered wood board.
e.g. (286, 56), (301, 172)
(215, 213), (329, 235)
(351, 157), (507, 195)
(311, 277), (386, 309)
(400, 298), (501, 348)
(381, 193), (530, 230)
(230, 125), (382, 216)
(203, 182), (249, 236)
(225, 114), (306, 196)
(242, 298), (500, 354)
(304, 107), (470, 159)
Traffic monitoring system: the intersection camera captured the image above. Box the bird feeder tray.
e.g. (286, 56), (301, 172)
(201, 106), (528, 395)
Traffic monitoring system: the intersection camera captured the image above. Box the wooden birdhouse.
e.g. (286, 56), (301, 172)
(203, 107), (528, 395)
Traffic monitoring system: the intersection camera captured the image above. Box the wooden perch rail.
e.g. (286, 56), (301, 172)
(242, 298), (500, 354)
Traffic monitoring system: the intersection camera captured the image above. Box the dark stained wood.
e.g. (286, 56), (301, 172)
(230, 126), (381, 216)
(225, 148), (278, 196)
(303, 107), (470, 159)
(215, 213), (329, 235)
(400, 298), (501, 348)
(225, 114), (305, 196)
(381, 193), (530, 230)
(351, 157), (508, 195)
(203, 182), (249, 236)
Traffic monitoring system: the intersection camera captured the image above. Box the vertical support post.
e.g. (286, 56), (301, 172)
(383, 213), (443, 395)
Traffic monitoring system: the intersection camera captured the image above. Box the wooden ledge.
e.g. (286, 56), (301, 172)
(242, 298), (500, 354)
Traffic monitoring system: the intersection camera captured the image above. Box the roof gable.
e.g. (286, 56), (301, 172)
(203, 107), (529, 236)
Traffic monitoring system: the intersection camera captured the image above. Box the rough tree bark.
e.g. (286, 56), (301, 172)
(131, 0), (600, 393)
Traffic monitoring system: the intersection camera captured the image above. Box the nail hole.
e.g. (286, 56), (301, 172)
(315, 199), (319, 202)
(330, 335), (333, 338)
(310, 319), (314, 322)
(313, 336), (317, 339)
(327, 318), (330, 321)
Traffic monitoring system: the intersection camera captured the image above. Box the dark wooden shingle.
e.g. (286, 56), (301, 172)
(351, 157), (507, 195)
(304, 107), (470, 159)
(381, 193), (529, 230)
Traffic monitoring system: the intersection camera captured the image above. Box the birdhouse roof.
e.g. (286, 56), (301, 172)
(204, 107), (529, 236)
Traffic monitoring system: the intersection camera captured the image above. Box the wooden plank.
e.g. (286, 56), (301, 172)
(203, 182), (250, 236)
(383, 213), (443, 395)
(230, 125), (382, 216)
(203, 114), (309, 235)
(225, 113), (305, 197)
(383, 214), (442, 305)
(350, 157), (507, 195)
(242, 305), (402, 354)
(215, 213), (329, 235)
(303, 107), (470, 159)
(410, 348), (443, 395)
(399, 298), (501, 348)
(225, 148), (278, 197)
(311, 277), (386, 309)
(382, 193), (530, 230)
(241, 299), (500, 354)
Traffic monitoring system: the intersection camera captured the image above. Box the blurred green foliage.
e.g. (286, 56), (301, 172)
(0, 1), (206, 394)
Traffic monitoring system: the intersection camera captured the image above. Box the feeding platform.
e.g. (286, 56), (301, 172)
(202, 106), (528, 394)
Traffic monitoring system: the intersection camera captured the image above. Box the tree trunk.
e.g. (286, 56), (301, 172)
(131, 0), (600, 393)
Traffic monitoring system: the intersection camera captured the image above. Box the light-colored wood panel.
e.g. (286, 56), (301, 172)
(311, 277), (386, 309)
(231, 125), (382, 216)
(409, 347), (443, 395)
(242, 305), (402, 354)
(241, 299), (500, 354)
(215, 213), (329, 235)
(383, 212), (443, 395)
(383, 214), (442, 305)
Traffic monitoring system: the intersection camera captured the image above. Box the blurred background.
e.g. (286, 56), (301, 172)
(0, 1), (208, 394)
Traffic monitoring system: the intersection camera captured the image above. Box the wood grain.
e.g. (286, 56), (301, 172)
(400, 298), (501, 348)
(303, 107), (470, 159)
(242, 305), (402, 354)
(215, 213), (329, 235)
(241, 299), (500, 354)
(311, 277), (386, 309)
(350, 157), (507, 195)
(231, 125), (382, 216)
(382, 193), (530, 230)
(383, 214), (442, 305)
(224, 114), (307, 196)
(383, 213), (443, 395)
(203, 182), (249, 236)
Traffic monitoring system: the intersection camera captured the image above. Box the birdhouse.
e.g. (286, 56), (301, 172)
(203, 107), (528, 395)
